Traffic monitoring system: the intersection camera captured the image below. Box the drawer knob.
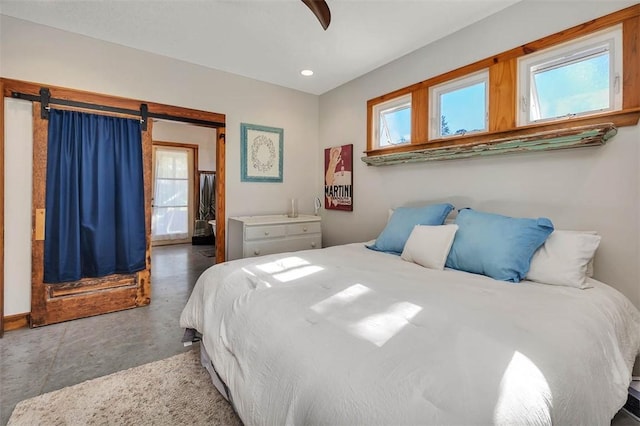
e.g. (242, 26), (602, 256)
(311, 242), (316, 248)
(303, 227), (308, 232)
(254, 249), (261, 255)
(264, 231), (269, 236)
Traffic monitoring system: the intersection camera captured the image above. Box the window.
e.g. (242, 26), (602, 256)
(366, 5), (640, 159)
(430, 70), (489, 139)
(373, 94), (411, 148)
(518, 25), (622, 125)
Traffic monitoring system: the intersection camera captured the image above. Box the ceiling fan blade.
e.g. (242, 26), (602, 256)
(301, 0), (331, 30)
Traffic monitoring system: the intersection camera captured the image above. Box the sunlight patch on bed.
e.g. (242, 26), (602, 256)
(311, 284), (371, 315)
(255, 256), (309, 274)
(348, 301), (422, 347)
(274, 265), (324, 282)
(494, 351), (552, 424)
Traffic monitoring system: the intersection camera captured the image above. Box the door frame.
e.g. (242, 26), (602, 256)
(0, 78), (226, 332)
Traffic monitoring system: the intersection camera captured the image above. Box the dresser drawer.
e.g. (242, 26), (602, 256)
(245, 225), (286, 241)
(243, 236), (321, 258)
(286, 222), (321, 236)
(228, 215), (322, 261)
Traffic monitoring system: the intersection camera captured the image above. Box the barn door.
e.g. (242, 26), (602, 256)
(30, 104), (153, 327)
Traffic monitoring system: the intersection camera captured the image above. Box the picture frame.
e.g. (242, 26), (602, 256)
(240, 123), (284, 183)
(324, 144), (353, 211)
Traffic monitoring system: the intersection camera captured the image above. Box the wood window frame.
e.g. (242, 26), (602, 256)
(366, 4), (640, 158)
(517, 25), (623, 126)
(429, 69), (490, 139)
(372, 93), (412, 148)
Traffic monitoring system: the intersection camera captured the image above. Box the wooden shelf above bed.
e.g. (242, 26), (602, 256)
(361, 122), (620, 166)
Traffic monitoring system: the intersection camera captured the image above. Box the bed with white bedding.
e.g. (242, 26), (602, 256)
(180, 241), (640, 425)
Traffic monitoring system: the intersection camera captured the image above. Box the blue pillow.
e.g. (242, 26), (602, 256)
(367, 203), (454, 255)
(445, 208), (554, 282)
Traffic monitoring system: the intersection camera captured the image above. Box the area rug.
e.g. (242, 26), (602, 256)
(8, 349), (242, 425)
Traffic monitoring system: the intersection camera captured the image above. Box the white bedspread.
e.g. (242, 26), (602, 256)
(180, 243), (640, 425)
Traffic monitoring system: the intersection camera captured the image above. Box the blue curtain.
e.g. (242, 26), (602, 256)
(44, 109), (146, 283)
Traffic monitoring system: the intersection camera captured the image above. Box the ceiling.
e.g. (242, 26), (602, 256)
(0, 0), (521, 95)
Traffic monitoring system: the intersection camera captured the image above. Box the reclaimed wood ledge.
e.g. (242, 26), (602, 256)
(361, 123), (618, 166)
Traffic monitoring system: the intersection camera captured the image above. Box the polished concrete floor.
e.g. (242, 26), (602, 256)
(1, 243), (637, 425)
(0, 243), (215, 425)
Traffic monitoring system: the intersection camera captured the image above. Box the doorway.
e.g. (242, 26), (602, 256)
(151, 121), (217, 249)
(0, 78), (227, 331)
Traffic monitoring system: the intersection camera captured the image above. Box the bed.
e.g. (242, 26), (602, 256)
(180, 206), (640, 425)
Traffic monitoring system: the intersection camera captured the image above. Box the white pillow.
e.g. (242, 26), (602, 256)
(526, 230), (601, 289)
(576, 230), (597, 277)
(401, 224), (459, 270)
(586, 258), (595, 278)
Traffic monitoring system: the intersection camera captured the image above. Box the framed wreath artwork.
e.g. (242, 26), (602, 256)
(240, 123), (284, 183)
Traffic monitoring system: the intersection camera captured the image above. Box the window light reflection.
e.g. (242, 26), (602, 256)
(493, 351), (552, 424)
(255, 257), (309, 274)
(274, 265), (323, 283)
(311, 284), (371, 315)
(348, 301), (422, 347)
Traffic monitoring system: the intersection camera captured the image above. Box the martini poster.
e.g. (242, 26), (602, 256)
(324, 144), (353, 211)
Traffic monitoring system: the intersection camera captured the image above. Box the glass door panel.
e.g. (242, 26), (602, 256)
(152, 146), (193, 244)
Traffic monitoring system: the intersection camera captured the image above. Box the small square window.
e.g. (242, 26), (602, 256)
(430, 70), (489, 139)
(373, 94), (411, 148)
(518, 25), (622, 125)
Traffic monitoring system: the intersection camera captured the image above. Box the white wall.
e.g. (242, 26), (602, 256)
(319, 0), (640, 308)
(1, 15), (319, 314)
(4, 98), (33, 315)
(152, 120), (216, 171)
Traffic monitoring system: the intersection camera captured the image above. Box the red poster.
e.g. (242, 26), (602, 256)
(324, 144), (353, 211)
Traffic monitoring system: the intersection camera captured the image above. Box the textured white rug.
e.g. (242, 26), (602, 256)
(8, 349), (242, 425)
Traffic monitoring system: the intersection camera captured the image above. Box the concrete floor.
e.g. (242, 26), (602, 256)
(0, 243), (637, 425)
(0, 243), (215, 425)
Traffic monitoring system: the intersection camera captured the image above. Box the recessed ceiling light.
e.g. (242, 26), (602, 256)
(301, 69), (314, 77)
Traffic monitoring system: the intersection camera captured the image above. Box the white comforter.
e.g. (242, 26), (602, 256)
(180, 243), (640, 425)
